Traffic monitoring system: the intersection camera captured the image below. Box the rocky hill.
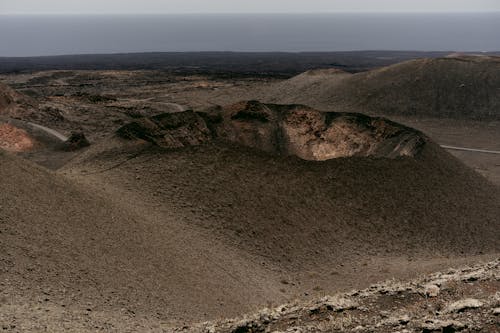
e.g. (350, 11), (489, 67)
(64, 102), (500, 304)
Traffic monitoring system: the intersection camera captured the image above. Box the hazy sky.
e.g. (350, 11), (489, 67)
(2, 0), (500, 14)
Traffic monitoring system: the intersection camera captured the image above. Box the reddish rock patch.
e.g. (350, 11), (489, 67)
(0, 123), (35, 152)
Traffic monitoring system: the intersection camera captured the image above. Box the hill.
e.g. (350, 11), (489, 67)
(64, 103), (500, 296)
(2, 102), (499, 331)
(260, 56), (500, 120)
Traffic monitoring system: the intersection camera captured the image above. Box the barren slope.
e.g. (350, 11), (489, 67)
(261, 56), (500, 120)
(0, 150), (292, 330)
(62, 105), (500, 302)
(64, 137), (500, 270)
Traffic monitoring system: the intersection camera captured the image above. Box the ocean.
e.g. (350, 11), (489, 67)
(1, 13), (499, 57)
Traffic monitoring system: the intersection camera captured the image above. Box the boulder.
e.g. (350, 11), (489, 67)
(61, 132), (91, 151)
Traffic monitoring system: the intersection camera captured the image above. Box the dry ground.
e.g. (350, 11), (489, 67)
(1, 62), (499, 331)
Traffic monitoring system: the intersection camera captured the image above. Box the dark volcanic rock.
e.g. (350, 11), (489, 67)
(116, 110), (213, 148)
(61, 132), (90, 151)
(116, 101), (428, 160)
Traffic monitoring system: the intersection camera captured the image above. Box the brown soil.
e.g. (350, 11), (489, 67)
(250, 56), (500, 186)
(63, 134), (500, 268)
(0, 149), (287, 328)
(0, 70), (262, 143)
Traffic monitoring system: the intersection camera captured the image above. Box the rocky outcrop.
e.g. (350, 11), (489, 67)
(208, 101), (426, 160)
(116, 110), (212, 148)
(117, 101), (428, 160)
(0, 83), (20, 111)
(60, 132), (91, 151)
(0, 83), (37, 119)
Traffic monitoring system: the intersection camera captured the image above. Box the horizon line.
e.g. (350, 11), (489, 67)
(2, 10), (500, 15)
(1, 50), (499, 59)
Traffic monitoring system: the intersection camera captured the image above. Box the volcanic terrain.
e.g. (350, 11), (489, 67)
(0, 56), (499, 332)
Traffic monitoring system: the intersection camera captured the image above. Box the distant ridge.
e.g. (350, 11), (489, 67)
(0, 51), (488, 75)
(261, 56), (500, 120)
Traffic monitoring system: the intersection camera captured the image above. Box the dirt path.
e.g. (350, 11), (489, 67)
(441, 145), (500, 155)
(26, 121), (67, 141)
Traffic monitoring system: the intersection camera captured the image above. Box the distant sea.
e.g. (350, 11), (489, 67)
(1, 13), (499, 57)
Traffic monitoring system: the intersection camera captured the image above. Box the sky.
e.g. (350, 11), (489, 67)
(1, 0), (500, 14)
